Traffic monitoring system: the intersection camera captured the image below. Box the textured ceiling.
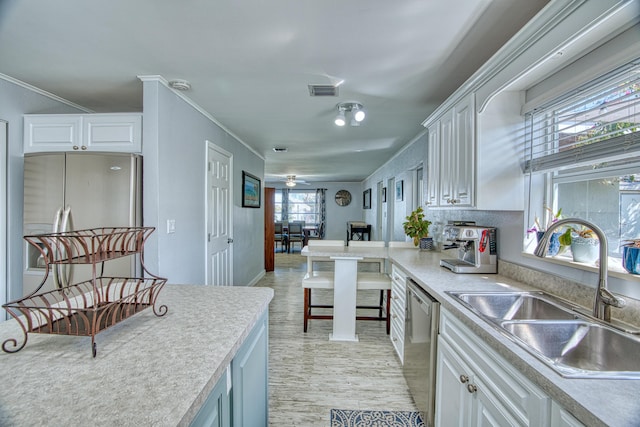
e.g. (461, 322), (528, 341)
(0, 0), (550, 183)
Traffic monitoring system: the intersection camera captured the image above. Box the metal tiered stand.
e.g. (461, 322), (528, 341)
(2, 227), (168, 357)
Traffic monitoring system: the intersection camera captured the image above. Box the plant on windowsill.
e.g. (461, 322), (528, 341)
(558, 226), (599, 263)
(527, 207), (566, 256)
(403, 206), (432, 249)
(621, 239), (640, 274)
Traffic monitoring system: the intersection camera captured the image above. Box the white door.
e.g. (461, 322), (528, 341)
(1, 120), (7, 315)
(206, 143), (233, 286)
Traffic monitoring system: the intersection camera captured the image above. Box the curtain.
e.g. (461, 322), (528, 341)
(281, 188), (290, 222)
(316, 188), (326, 238)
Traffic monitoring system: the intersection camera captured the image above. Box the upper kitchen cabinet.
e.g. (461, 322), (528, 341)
(426, 94), (475, 208)
(24, 113), (142, 153)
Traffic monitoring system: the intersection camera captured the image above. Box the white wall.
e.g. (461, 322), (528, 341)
(266, 181), (363, 242)
(0, 77), (86, 316)
(362, 132), (427, 242)
(141, 79), (265, 286)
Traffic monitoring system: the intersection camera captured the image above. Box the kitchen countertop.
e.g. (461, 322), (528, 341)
(0, 284), (274, 426)
(388, 248), (640, 427)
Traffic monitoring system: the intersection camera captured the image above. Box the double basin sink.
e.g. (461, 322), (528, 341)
(447, 290), (640, 379)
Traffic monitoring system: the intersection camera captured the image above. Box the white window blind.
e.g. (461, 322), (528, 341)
(524, 61), (640, 174)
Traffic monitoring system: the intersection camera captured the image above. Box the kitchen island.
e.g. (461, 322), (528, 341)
(388, 247), (640, 427)
(0, 284), (273, 426)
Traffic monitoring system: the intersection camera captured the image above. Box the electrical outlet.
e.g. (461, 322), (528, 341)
(167, 219), (176, 234)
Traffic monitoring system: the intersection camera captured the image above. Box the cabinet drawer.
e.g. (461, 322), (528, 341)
(440, 310), (549, 426)
(390, 318), (404, 362)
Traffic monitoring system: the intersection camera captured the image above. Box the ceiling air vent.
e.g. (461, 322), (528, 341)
(308, 84), (339, 97)
(273, 147), (288, 153)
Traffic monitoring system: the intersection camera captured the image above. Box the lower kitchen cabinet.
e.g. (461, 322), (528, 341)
(232, 311), (269, 427)
(390, 263), (407, 363)
(435, 308), (550, 426)
(191, 368), (231, 427)
(550, 402), (584, 427)
(191, 311), (269, 427)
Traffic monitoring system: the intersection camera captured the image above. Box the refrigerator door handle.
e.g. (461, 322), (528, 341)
(59, 206), (74, 288)
(52, 207), (63, 289)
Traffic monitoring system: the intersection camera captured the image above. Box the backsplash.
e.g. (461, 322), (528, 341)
(500, 260), (640, 330)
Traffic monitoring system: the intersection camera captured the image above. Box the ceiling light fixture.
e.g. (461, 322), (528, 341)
(169, 79), (191, 91)
(335, 102), (365, 127)
(286, 175), (297, 187)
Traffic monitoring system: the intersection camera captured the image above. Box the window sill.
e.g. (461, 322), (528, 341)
(521, 252), (640, 283)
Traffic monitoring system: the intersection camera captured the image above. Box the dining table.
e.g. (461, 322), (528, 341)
(301, 244), (388, 342)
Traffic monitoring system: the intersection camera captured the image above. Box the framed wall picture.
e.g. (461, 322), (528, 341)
(396, 180), (404, 201)
(242, 171), (261, 208)
(363, 188), (372, 209)
(382, 187), (387, 203)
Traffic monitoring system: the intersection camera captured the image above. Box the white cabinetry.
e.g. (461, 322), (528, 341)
(550, 402), (585, 427)
(191, 311), (269, 427)
(426, 94), (475, 207)
(24, 113), (142, 153)
(436, 308), (550, 426)
(390, 263), (407, 363)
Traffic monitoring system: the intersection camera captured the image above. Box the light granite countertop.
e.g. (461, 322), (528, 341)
(0, 284), (274, 427)
(388, 248), (640, 427)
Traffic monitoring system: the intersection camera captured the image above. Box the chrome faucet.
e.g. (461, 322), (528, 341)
(534, 218), (625, 322)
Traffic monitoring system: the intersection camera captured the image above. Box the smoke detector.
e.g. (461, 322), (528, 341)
(169, 79), (191, 91)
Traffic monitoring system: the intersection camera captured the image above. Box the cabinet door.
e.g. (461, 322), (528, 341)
(453, 94), (475, 207)
(190, 368), (231, 427)
(472, 377), (520, 427)
(426, 121), (440, 207)
(435, 338), (472, 427)
(550, 402), (584, 427)
(439, 110), (455, 205)
(83, 114), (142, 152)
(24, 115), (82, 153)
(232, 312), (268, 427)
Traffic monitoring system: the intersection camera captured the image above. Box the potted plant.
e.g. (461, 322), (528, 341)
(403, 206), (433, 249)
(528, 207), (565, 256)
(558, 226), (599, 263)
(622, 239), (640, 274)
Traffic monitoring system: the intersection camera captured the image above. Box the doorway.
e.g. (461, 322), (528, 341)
(206, 142), (233, 286)
(1, 120), (6, 314)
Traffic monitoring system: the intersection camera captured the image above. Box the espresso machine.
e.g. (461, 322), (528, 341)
(440, 223), (498, 273)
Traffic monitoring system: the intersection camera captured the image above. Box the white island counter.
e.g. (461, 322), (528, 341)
(0, 284), (273, 426)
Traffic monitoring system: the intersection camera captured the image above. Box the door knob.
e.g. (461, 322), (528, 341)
(467, 383), (477, 394)
(227, 238), (234, 244)
(459, 374), (469, 384)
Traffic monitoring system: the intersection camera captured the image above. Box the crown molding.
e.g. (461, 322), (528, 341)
(421, 0), (633, 127)
(0, 73), (93, 113)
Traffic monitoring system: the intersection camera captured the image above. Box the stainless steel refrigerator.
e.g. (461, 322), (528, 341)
(23, 152), (142, 296)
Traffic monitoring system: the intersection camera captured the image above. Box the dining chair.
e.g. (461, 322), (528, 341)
(348, 240), (391, 329)
(305, 222), (324, 246)
(301, 240), (344, 332)
(388, 241), (417, 248)
(274, 222), (287, 252)
(287, 222), (304, 253)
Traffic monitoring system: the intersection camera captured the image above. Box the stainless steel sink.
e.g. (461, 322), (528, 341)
(446, 290), (640, 378)
(501, 320), (640, 378)
(448, 291), (578, 321)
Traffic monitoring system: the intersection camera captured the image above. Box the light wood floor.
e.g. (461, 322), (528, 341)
(256, 253), (417, 426)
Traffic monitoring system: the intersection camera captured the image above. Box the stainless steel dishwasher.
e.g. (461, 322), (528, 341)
(403, 279), (440, 427)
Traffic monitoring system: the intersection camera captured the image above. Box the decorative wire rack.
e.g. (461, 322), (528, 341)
(2, 227), (168, 357)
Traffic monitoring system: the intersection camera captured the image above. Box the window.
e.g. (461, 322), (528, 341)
(275, 189), (319, 224)
(524, 60), (640, 258)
